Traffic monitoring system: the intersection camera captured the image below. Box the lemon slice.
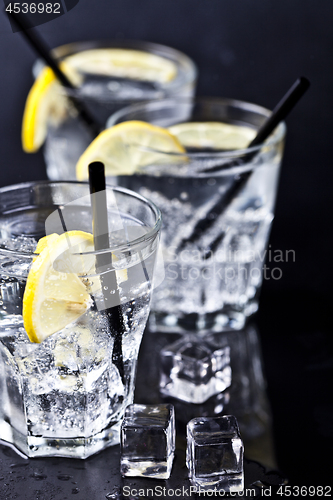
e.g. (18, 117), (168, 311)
(22, 63), (82, 153)
(64, 48), (177, 83)
(23, 231), (94, 343)
(76, 120), (186, 180)
(34, 233), (59, 255)
(23, 230), (128, 342)
(168, 122), (256, 150)
(39, 231), (127, 284)
(22, 49), (177, 154)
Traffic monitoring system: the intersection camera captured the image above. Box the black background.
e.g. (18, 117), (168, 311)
(0, 0), (332, 494)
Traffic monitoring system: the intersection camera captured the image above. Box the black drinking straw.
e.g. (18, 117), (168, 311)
(9, 12), (101, 137)
(246, 76), (310, 149)
(89, 162), (125, 383)
(177, 77), (310, 252)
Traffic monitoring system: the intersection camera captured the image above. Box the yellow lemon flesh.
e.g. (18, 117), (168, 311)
(23, 231), (94, 343)
(23, 230), (128, 343)
(22, 63), (82, 153)
(168, 122), (256, 150)
(63, 48), (177, 83)
(76, 120), (186, 180)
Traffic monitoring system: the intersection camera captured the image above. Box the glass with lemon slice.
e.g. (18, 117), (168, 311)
(0, 181), (161, 458)
(103, 97), (286, 333)
(22, 40), (197, 181)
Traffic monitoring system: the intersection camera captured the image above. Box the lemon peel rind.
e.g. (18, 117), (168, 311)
(22, 63), (82, 154)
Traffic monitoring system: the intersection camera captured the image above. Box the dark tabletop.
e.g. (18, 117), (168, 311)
(0, 1), (333, 497)
(0, 298), (331, 499)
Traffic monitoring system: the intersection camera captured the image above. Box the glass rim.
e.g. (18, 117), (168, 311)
(33, 39), (198, 91)
(0, 180), (162, 258)
(107, 96), (286, 158)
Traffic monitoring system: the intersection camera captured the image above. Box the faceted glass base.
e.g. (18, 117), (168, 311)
(0, 418), (121, 459)
(148, 304), (259, 334)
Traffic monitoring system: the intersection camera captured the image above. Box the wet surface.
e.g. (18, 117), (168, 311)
(0, 318), (290, 500)
(0, 441), (285, 500)
(1, 292), (332, 498)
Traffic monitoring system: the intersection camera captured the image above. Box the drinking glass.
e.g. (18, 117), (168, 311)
(37, 40), (197, 181)
(0, 181), (161, 458)
(108, 97), (286, 333)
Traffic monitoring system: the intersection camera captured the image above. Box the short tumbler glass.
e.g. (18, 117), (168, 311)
(40, 40), (197, 181)
(0, 181), (161, 458)
(108, 98), (285, 333)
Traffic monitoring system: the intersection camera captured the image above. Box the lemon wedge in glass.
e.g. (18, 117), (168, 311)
(22, 63), (82, 153)
(168, 122), (256, 150)
(64, 48), (177, 83)
(23, 231), (94, 343)
(76, 120), (186, 180)
(22, 49), (177, 154)
(23, 230), (128, 343)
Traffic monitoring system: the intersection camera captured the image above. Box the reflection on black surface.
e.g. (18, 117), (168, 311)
(0, 321), (288, 499)
(135, 322), (277, 470)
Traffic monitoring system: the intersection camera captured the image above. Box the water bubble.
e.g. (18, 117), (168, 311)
(107, 81), (121, 92)
(57, 474), (73, 481)
(207, 178), (216, 186)
(30, 472), (47, 481)
(105, 487), (122, 499)
(214, 403), (224, 414)
(180, 191), (188, 200)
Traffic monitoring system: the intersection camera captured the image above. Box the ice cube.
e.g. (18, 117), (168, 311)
(186, 415), (244, 492)
(120, 403), (175, 479)
(159, 335), (231, 404)
(0, 235), (37, 253)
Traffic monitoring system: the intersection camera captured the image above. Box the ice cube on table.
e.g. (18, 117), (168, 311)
(186, 415), (244, 492)
(120, 403), (175, 479)
(159, 335), (231, 404)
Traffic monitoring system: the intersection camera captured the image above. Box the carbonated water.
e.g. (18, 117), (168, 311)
(119, 156), (279, 332)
